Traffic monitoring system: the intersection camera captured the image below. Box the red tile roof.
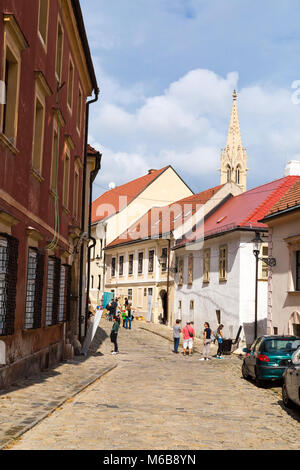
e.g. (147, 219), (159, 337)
(105, 184), (225, 249)
(87, 144), (100, 155)
(176, 176), (300, 247)
(92, 166), (170, 223)
(266, 177), (300, 216)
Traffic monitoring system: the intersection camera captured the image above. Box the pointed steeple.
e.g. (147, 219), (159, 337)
(220, 90), (248, 192)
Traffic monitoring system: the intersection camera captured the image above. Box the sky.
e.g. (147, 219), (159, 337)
(80, 0), (300, 199)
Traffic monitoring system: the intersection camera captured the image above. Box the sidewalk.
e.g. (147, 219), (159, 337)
(0, 324), (116, 450)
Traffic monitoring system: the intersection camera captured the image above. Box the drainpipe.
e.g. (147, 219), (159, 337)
(78, 88), (99, 343)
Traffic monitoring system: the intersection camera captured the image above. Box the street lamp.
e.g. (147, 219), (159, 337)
(252, 232), (276, 340)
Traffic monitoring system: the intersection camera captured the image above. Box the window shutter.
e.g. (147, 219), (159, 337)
(4, 234), (19, 336)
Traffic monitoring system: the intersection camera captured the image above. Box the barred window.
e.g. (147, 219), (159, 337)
(138, 252), (143, 274)
(119, 256), (124, 276)
(219, 245), (227, 281)
(111, 257), (116, 277)
(45, 258), (55, 326)
(161, 248), (167, 272)
(0, 239), (8, 335)
(58, 265), (66, 322)
(24, 249), (38, 329)
(128, 254), (133, 275)
(0, 234), (19, 336)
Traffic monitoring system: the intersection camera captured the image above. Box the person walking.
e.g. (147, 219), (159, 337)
(199, 322), (212, 361)
(173, 319), (181, 353)
(110, 316), (120, 354)
(106, 302), (113, 321)
(122, 309), (127, 328)
(182, 321), (195, 356)
(125, 303), (133, 329)
(216, 324), (224, 359)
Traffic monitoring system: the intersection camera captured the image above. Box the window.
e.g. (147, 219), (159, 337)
(0, 239), (8, 335)
(178, 300), (182, 310)
(297, 251), (300, 291)
(38, 0), (49, 46)
(119, 256), (124, 276)
(216, 310), (221, 325)
(128, 289), (132, 301)
(63, 149), (71, 209)
(45, 257), (60, 326)
(98, 275), (101, 290)
(144, 288), (147, 297)
(73, 168), (79, 220)
(203, 248), (210, 283)
(0, 234), (19, 336)
(148, 288), (153, 296)
(260, 244), (269, 280)
(91, 275), (94, 289)
(128, 254), (134, 275)
(77, 86), (82, 133)
(178, 258), (184, 286)
(50, 121), (58, 192)
(190, 300), (194, 310)
(219, 245), (227, 281)
(235, 166), (241, 185)
(24, 249), (41, 329)
(226, 165), (231, 183)
(138, 252), (144, 274)
(58, 264), (71, 323)
(188, 254), (193, 285)
(161, 248), (167, 272)
(32, 96), (45, 175)
(67, 57), (74, 111)
(111, 258), (116, 277)
(55, 19), (64, 82)
(1, 15), (28, 150)
(148, 250), (154, 273)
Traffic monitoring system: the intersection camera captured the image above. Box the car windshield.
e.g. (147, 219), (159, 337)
(261, 339), (300, 355)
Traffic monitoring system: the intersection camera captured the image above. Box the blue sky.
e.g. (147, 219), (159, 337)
(80, 0), (300, 198)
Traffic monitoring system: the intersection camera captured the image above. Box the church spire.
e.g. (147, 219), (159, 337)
(220, 90), (248, 192)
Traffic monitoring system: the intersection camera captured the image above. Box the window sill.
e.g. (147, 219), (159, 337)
(31, 167), (44, 183)
(0, 132), (19, 155)
(287, 291), (300, 295)
(219, 278), (227, 283)
(62, 205), (71, 215)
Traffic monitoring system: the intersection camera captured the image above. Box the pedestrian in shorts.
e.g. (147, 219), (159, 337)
(182, 321), (195, 356)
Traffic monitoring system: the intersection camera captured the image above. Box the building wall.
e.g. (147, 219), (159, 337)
(174, 232), (268, 344)
(104, 239), (176, 325)
(90, 167), (193, 306)
(0, 0), (95, 386)
(267, 213), (300, 336)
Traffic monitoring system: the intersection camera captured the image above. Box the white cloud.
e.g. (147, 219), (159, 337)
(90, 68), (300, 197)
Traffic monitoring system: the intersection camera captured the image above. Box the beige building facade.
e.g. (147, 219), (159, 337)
(261, 177), (300, 336)
(89, 166), (193, 307)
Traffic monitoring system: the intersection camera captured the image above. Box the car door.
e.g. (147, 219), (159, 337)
(248, 338), (262, 377)
(290, 348), (300, 404)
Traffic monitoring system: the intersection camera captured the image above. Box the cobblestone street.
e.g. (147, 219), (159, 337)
(3, 319), (300, 450)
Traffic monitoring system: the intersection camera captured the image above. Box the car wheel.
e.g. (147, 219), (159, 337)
(282, 384), (294, 409)
(242, 362), (249, 380)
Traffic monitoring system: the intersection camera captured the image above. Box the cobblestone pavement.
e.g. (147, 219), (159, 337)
(5, 319), (300, 450)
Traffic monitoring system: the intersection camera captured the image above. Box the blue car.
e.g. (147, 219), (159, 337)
(242, 336), (300, 387)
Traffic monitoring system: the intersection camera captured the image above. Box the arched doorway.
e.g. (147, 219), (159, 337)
(289, 312), (300, 336)
(159, 289), (168, 324)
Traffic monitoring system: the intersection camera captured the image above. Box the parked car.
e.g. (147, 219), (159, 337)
(242, 336), (300, 387)
(282, 346), (300, 409)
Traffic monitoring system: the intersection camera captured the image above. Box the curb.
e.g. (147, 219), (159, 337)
(1, 363), (117, 451)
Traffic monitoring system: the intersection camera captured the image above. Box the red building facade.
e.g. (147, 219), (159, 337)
(0, 0), (100, 387)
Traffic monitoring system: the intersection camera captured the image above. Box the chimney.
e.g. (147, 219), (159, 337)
(284, 160), (300, 177)
(148, 169), (157, 174)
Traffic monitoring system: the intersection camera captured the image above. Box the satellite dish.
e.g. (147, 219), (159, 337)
(108, 182), (116, 190)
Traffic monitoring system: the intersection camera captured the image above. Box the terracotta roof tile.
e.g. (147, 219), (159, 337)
(176, 176), (300, 247)
(266, 177), (300, 215)
(91, 166), (169, 223)
(105, 184), (225, 249)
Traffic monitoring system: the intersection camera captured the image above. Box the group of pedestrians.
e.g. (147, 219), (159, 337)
(173, 319), (225, 360)
(105, 297), (134, 355)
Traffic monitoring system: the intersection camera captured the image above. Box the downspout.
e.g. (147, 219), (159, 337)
(85, 151), (102, 337)
(78, 88), (99, 343)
